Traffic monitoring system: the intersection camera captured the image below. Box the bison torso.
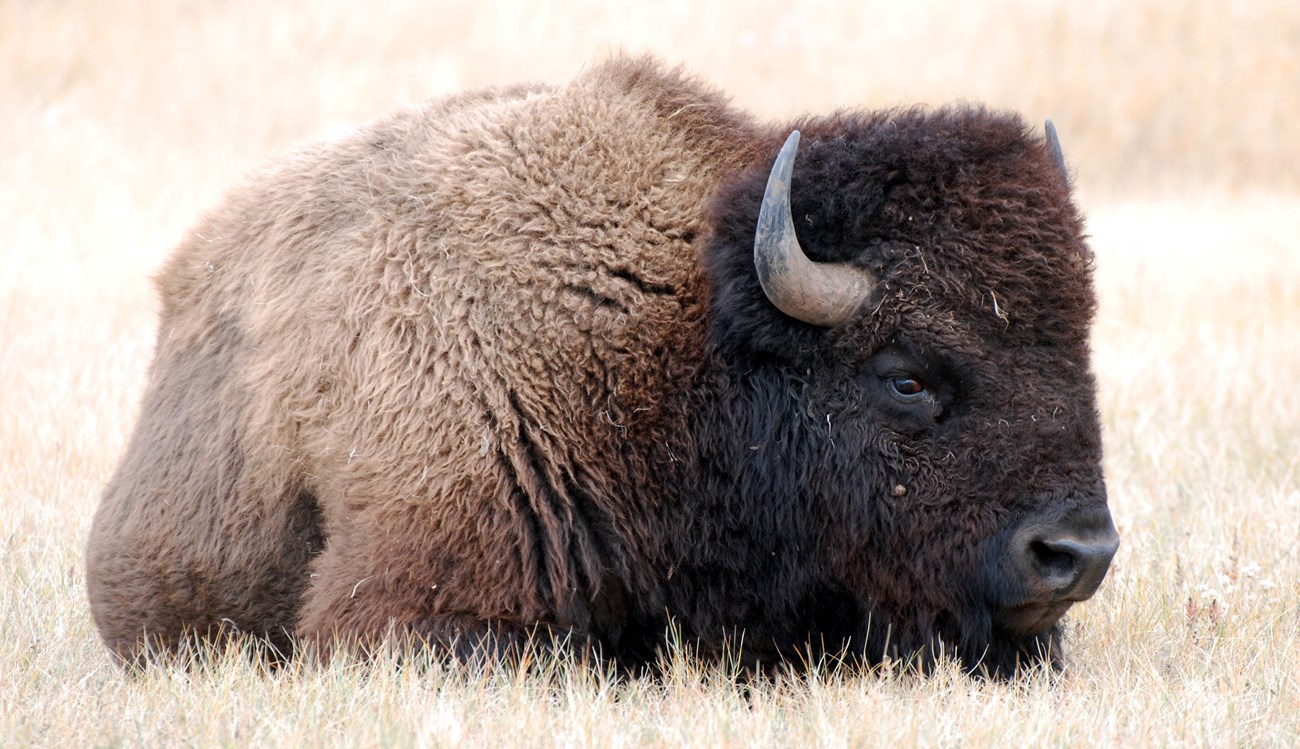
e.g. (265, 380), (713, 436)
(87, 56), (1116, 676)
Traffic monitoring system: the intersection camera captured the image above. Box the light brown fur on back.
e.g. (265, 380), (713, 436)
(86, 56), (759, 662)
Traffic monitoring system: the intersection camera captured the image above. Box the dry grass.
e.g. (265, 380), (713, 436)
(2, 0), (1297, 746)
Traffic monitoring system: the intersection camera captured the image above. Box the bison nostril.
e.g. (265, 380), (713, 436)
(1025, 534), (1119, 600)
(1030, 539), (1078, 579)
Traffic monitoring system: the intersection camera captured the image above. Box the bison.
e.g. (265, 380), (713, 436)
(86, 56), (1119, 677)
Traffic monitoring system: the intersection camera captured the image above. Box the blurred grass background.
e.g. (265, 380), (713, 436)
(4, 0), (1296, 286)
(4, 0), (1296, 281)
(0, 0), (1294, 252)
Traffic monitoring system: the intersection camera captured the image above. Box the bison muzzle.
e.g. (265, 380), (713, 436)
(86, 56), (1118, 677)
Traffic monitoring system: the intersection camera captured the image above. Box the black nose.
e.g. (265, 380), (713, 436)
(1016, 513), (1119, 602)
(1027, 534), (1119, 600)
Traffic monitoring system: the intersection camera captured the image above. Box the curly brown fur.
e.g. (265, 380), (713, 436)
(86, 56), (1113, 678)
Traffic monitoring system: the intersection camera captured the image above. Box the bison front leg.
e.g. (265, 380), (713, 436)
(293, 513), (600, 667)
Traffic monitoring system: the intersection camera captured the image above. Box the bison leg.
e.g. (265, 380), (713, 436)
(293, 512), (604, 667)
(295, 575), (600, 667)
(85, 321), (324, 667)
(301, 609), (601, 669)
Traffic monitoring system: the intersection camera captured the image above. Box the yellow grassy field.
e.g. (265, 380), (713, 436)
(2, 0), (1298, 745)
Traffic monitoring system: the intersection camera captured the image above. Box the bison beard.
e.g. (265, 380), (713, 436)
(85, 56), (1117, 679)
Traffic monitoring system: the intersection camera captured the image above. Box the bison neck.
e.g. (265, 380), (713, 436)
(615, 360), (862, 667)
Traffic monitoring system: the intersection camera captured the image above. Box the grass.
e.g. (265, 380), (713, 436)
(2, 0), (1298, 746)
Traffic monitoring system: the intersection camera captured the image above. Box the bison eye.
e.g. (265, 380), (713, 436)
(887, 376), (927, 402)
(869, 346), (947, 423)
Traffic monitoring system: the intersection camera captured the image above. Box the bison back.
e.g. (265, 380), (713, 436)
(85, 57), (758, 661)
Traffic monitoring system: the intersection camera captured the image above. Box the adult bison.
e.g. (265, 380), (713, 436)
(86, 56), (1118, 677)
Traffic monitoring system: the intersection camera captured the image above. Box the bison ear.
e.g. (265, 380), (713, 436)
(753, 130), (876, 327)
(1044, 119), (1070, 188)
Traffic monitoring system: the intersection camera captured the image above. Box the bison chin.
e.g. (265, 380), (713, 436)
(977, 625), (1067, 679)
(994, 601), (1074, 641)
(852, 606), (1067, 680)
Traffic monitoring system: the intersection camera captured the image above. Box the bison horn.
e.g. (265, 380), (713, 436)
(1044, 119), (1069, 188)
(754, 131), (875, 327)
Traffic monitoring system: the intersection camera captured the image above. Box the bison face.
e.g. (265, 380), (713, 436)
(829, 330), (1119, 675)
(700, 107), (1117, 676)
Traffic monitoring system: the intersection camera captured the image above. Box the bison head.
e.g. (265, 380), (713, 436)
(698, 107), (1118, 676)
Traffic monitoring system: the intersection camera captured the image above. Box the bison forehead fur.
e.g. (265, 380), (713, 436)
(86, 55), (1117, 677)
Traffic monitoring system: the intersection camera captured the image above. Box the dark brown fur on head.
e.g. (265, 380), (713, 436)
(693, 106), (1104, 675)
(85, 55), (1113, 679)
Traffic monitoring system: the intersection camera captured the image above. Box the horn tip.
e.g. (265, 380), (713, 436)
(781, 129), (801, 154)
(1042, 118), (1069, 188)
